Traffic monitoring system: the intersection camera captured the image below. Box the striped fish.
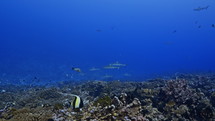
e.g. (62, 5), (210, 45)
(58, 92), (84, 111)
(72, 95), (84, 110)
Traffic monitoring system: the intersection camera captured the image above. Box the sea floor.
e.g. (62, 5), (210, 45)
(0, 73), (215, 121)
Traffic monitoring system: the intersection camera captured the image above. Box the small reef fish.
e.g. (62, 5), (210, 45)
(72, 67), (81, 73)
(193, 5), (209, 11)
(104, 66), (120, 69)
(59, 93), (84, 111)
(109, 61), (126, 67)
(89, 67), (100, 71)
(72, 95), (84, 110)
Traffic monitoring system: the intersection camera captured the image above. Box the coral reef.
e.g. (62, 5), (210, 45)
(84, 93), (144, 120)
(0, 74), (215, 121)
(155, 79), (214, 120)
(1, 107), (52, 121)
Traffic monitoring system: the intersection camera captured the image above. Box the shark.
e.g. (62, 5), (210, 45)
(193, 5), (209, 11)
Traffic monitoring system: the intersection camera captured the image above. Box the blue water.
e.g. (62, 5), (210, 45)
(0, 0), (215, 84)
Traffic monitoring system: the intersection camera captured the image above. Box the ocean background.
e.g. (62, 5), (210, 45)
(0, 0), (215, 85)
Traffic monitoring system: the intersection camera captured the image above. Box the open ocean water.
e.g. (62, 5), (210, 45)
(0, 0), (215, 121)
